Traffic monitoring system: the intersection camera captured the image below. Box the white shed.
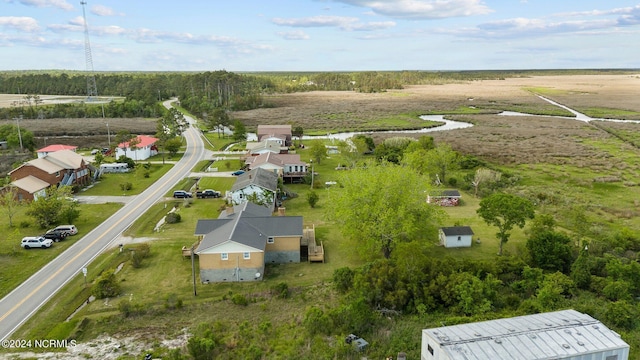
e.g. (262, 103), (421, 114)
(422, 309), (629, 360)
(439, 226), (473, 248)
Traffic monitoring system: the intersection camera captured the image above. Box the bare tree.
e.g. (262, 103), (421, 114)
(472, 168), (501, 197)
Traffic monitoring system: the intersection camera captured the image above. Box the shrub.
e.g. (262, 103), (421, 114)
(166, 212), (181, 224)
(119, 182), (133, 191)
(231, 293), (248, 306)
(92, 271), (121, 299)
(333, 267), (354, 293)
(118, 301), (146, 317)
(303, 306), (332, 335)
(165, 293), (184, 310)
(270, 282), (290, 299)
(306, 191), (319, 208)
(130, 243), (150, 268)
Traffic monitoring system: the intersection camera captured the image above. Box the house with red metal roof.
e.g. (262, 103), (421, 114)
(36, 144), (78, 158)
(115, 135), (159, 161)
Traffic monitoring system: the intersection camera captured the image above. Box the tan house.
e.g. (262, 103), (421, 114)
(9, 149), (91, 200)
(194, 202), (303, 283)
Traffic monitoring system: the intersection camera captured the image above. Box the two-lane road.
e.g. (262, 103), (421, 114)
(0, 100), (204, 341)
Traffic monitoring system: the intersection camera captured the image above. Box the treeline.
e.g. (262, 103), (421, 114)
(1, 69), (637, 122)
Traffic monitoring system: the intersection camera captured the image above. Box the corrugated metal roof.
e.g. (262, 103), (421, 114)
(424, 309), (629, 360)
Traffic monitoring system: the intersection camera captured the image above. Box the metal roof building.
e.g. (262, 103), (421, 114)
(422, 309), (629, 360)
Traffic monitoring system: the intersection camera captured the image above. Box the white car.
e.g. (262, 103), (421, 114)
(21, 236), (54, 249)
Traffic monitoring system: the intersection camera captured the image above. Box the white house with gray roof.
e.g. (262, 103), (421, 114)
(228, 168), (279, 208)
(194, 201), (303, 283)
(422, 309), (629, 360)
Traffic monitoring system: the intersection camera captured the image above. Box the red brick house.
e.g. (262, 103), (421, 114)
(9, 150), (91, 201)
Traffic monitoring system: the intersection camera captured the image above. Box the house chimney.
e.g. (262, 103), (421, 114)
(226, 205), (234, 215)
(277, 207), (286, 216)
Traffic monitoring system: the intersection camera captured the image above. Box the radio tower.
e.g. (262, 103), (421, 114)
(81, 1), (98, 100)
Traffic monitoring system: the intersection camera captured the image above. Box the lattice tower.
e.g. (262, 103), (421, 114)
(81, 1), (98, 100)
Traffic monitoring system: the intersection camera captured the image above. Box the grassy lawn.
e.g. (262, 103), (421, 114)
(80, 164), (172, 196)
(0, 202), (123, 298)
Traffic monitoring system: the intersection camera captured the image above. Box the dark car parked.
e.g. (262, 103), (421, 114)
(42, 230), (68, 242)
(173, 190), (193, 198)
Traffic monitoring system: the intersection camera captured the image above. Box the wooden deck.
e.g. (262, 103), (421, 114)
(303, 225), (324, 262)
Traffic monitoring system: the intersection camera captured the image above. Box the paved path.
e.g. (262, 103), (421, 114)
(0, 99), (205, 341)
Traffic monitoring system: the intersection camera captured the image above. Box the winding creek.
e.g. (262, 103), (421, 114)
(242, 95), (639, 142)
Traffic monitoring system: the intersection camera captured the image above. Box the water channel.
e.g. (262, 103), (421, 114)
(240, 95), (639, 142)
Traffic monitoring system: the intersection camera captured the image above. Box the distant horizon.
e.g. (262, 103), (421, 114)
(1, 67), (639, 74)
(1, 1), (639, 71)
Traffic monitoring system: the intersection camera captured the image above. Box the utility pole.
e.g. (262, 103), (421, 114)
(310, 159), (314, 189)
(191, 245), (197, 296)
(14, 116), (23, 151)
(106, 123), (110, 147)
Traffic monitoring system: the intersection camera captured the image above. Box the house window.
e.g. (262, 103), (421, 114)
(243, 252), (250, 260)
(55, 171), (60, 177)
(606, 356), (618, 360)
(295, 165), (298, 172)
(221, 253), (228, 260)
(457, 236), (461, 241)
(428, 344), (434, 355)
(267, 237), (274, 244)
(239, 193), (243, 199)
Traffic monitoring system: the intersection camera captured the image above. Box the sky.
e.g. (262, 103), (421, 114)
(1, 0), (640, 72)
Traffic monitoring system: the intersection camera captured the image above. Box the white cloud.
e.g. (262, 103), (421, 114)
(332, 0), (492, 19)
(272, 15), (394, 31)
(16, 0), (73, 11)
(439, 4), (640, 39)
(272, 15), (360, 28)
(277, 30), (310, 40)
(91, 5), (123, 17)
(0, 16), (40, 32)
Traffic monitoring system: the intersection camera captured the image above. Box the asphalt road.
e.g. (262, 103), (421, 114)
(0, 100), (204, 341)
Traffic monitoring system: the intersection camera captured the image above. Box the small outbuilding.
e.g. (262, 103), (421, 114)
(439, 226), (474, 248)
(422, 309), (629, 360)
(427, 189), (461, 206)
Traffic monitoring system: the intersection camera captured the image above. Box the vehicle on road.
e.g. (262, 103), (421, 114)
(47, 225), (78, 236)
(196, 189), (221, 198)
(231, 170), (245, 176)
(42, 230), (68, 242)
(21, 236), (54, 249)
(173, 190), (193, 198)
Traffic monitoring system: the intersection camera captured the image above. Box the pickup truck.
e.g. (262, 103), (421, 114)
(196, 189), (221, 198)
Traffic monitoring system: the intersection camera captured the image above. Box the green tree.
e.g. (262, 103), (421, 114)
(477, 192), (535, 255)
(209, 107), (229, 138)
(308, 139), (326, 164)
(327, 162), (444, 259)
(425, 143), (459, 185)
(164, 137), (183, 157)
(526, 230), (574, 273)
(232, 120), (246, 141)
(26, 186), (73, 228)
(292, 125), (304, 144)
(0, 186), (22, 227)
(306, 190), (319, 208)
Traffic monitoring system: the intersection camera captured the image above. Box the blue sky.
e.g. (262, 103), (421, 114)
(1, 0), (639, 71)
